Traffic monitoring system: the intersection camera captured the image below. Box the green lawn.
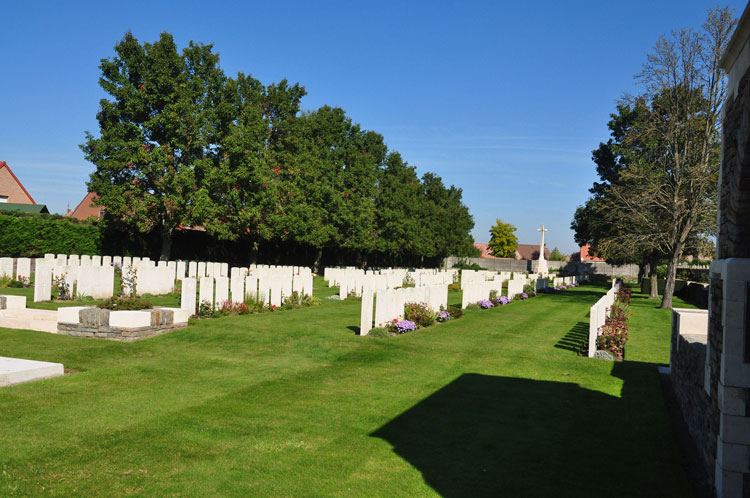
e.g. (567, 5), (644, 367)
(0, 279), (693, 497)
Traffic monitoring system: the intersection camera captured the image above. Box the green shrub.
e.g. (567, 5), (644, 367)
(367, 327), (393, 338)
(0, 214), (101, 257)
(404, 302), (437, 328)
(447, 306), (463, 319)
(448, 283), (460, 292)
(97, 296), (153, 310)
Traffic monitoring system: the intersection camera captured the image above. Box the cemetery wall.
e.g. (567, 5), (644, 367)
(444, 256), (639, 277)
(443, 257), (528, 272)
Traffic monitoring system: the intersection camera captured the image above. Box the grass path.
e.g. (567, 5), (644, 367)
(0, 279), (693, 496)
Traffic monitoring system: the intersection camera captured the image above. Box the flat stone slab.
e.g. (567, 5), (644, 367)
(0, 356), (64, 387)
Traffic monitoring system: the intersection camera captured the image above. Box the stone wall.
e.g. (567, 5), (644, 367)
(57, 308), (185, 341)
(670, 309), (715, 491)
(443, 257), (528, 272)
(444, 256), (639, 278)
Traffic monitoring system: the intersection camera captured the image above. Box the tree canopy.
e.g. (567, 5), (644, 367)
(83, 32), (475, 267)
(488, 219), (518, 258)
(571, 7), (735, 308)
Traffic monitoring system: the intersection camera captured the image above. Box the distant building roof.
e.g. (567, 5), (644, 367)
(515, 243), (550, 261)
(0, 203), (49, 214)
(473, 243), (497, 259)
(66, 192), (103, 220)
(0, 161), (36, 204)
(580, 244), (605, 262)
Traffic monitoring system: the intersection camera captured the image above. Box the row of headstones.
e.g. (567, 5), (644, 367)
(33, 260), (115, 301)
(326, 267), (405, 288)
(459, 277), (548, 308)
(325, 267), (458, 298)
(587, 281), (620, 358)
(179, 270), (314, 315)
(0, 257), (30, 281)
(35, 254), (311, 282)
(460, 269), (512, 287)
(15, 253), (314, 303)
(359, 285), (449, 336)
(553, 276), (579, 287)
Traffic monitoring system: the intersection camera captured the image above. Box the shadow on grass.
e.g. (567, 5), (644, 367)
(554, 321), (588, 353)
(347, 325), (360, 335)
(372, 361), (690, 497)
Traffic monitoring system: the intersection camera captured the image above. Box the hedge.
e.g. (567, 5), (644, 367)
(0, 214), (101, 257)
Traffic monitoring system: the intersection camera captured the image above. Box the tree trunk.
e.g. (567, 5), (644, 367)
(648, 257), (659, 300)
(637, 261), (647, 289)
(660, 248), (682, 309)
(314, 247), (323, 275)
(159, 227), (172, 261)
(249, 239), (259, 265)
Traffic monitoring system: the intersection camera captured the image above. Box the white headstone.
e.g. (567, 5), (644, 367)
(16, 258), (31, 281)
(360, 291), (374, 336)
(176, 261), (186, 280)
(230, 276), (244, 304)
(0, 258), (13, 278)
(199, 277), (214, 310)
(34, 262), (52, 302)
(215, 276), (229, 308)
(181, 278), (197, 315)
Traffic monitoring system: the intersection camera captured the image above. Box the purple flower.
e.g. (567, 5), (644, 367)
(521, 293), (528, 299)
(438, 310), (451, 322)
(395, 320), (417, 333)
(497, 296), (510, 305)
(478, 299), (494, 309)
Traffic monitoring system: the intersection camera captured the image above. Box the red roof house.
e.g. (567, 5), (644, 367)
(65, 192), (104, 220)
(0, 161), (36, 204)
(580, 244), (605, 262)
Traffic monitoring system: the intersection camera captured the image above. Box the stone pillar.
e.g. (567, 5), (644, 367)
(709, 15), (750, 496)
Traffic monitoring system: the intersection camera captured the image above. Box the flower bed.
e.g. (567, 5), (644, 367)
(595, 286), (631, 361)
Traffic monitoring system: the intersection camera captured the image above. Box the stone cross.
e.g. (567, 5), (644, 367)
(537, 224), (549, 275)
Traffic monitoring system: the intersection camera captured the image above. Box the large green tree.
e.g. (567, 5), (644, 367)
(193, 76), (307, 263)
(573, 7), (735, 308)
(83, 32), (477, 267)
(488, 219), (517, 258)
(83, 32), (227, 260)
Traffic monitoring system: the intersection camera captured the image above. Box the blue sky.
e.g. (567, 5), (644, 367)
(1, 0), (746, 254)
